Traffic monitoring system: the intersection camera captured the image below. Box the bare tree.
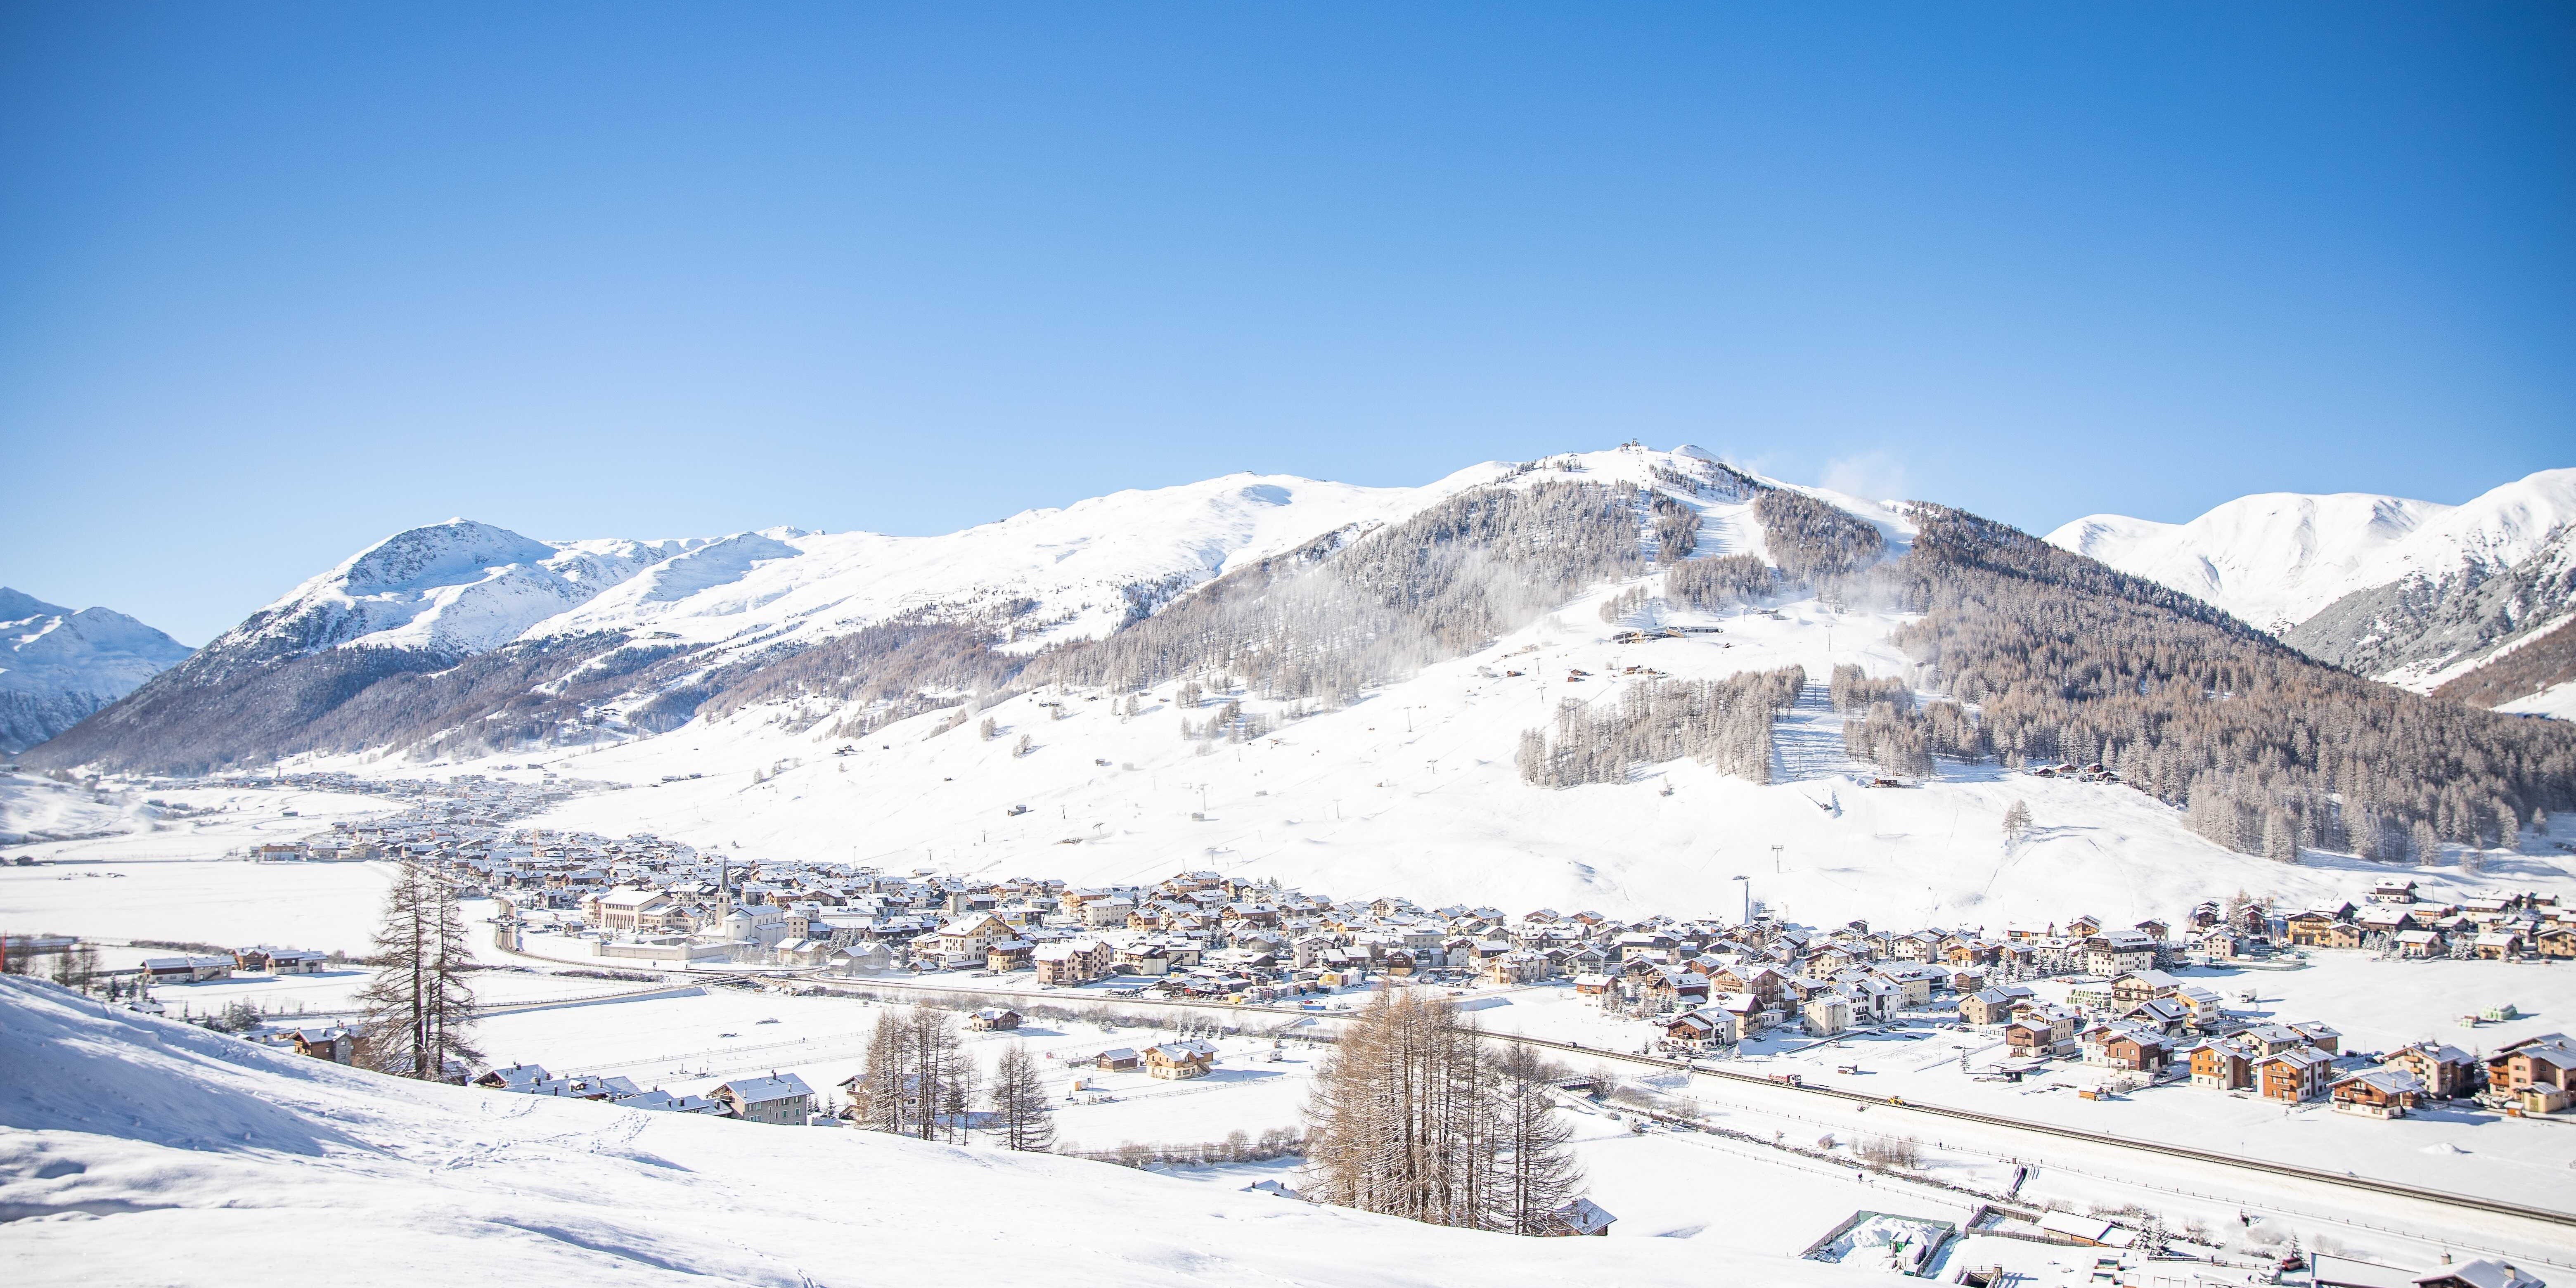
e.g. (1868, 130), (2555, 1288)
(989, 1042), (1056, 1152)
(850, 1005), (978, 1142)
(353, 864), (479, 1081)
(1490, 1043), (1586, 1235)
(2002, 800), (2033, 843)
(1303, 991), (1589, 1235)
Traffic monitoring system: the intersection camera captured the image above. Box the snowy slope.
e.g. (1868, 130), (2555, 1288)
(0, 588), (193, 753)
(525, 470), (1495, 658)
(226, 519), (708, 657)
(516, 564), (2560, 929)
(0, 977), (1897, 1288)
(2048, 468), (2576, 696)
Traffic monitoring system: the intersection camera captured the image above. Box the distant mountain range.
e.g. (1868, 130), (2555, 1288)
(20, 445), (2571, 920)
(0, 588), (193, 755)
(2048, 467), (2576, 718)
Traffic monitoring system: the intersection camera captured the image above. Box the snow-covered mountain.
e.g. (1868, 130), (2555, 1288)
(0, 977), (1883, 1288)
(21, 469), (1496, 772)
(28, 445), (2576, 924)
(2048, 467), (2576, 705)
(0, 588), (193, 755)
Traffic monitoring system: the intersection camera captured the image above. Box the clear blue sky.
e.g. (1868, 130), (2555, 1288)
(5, 4), (2569, 644)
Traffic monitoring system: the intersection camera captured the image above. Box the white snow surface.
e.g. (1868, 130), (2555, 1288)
(2047, 468), (2576, 639)
(0, 976), (1900, 1288)
(232, 469), (1508, 665)
(2498, 679), (2576, 721)
(233, 520), (709, 655)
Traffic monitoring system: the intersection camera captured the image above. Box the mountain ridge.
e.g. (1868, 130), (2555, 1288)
(2046, 467), (2576, 708)
(0, 587), (194, 755)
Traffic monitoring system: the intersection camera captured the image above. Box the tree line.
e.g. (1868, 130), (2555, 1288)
(1517, 666), (1806, 787)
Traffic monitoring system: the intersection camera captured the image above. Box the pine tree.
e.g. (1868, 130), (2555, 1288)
(990, 1042), (1056, 1152)
(353, 863), (479, 1081)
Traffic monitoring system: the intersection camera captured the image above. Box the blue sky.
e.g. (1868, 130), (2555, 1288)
(5, 4), (2569, 644)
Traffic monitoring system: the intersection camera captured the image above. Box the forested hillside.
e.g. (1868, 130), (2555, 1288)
(1865, 507), (2575, 859)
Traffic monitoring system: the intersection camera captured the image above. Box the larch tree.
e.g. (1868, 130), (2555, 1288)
(353, 863), (479, 1081)
(1490, 1043), (1586, 1235)
(850, 1005), (978, 1143)
(989, 1042), (1056, 1152)
(1302, 990), (1589, 1235)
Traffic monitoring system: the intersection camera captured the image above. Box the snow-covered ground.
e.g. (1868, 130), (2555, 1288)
(0, 779), (401, 948)
(2, 976), (1913, 1288)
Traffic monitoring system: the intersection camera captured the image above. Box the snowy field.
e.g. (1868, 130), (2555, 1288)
(0, 778), (401, 949)
(2, 977), (1907, 1288)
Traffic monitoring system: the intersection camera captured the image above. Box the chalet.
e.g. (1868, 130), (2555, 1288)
(2094, 1028), (2171, 1074)
(1035, 938), (1113, 985)
(2368, 878), (2419, 904)
(2120, 997), (2190, 1035)
(2255, 1048), (2333, 1103)
(2409, 1260), (2547, 1288)
(2288, 1021), (2342, 1055)
(2174, 986), (2227, 1025)
(1638, 968), (1712, 1011)
(476, 1063), (553, 1091)
(2109, 970), (2181, 1005)
(967, 1007), (1022, 1031)
(2394, 929), (2448, 959)
(1143, 1039), (1217, 1080)
(1482, 951), (1552, 986)
(2536, 926), (2576, 959)
(2472, 931), (2524, 961)
(2284, 904), (2358, 949)
(142, 955), (233, 983)
(2003, 1018), (2057, 1058)
(278, 1026), (355, 1064)
(1708, 964), (1785, 1006)
(2186, 1040), (2253, 1090)
(2484, 1034), (2575, 1112)
(2330, 1068), (2424, 1119)
(2083, 930), (2159, 976)
(2383, 1043), (2479, 1098)
(1959, 985), (2035, 1027)
(2237, 1023), (2313, 1057)
(1541, 1197), (1617, 1237)
(1095, 1047), (1141, 1071)
(1664, 1008), (1735, 1045)
(712, 1072), (815, 1125)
